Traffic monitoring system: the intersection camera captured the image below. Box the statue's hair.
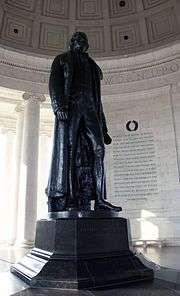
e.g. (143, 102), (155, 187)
(69, 31), (89, 50)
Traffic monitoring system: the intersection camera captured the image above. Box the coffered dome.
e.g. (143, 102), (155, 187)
(0, 0), (180, 57)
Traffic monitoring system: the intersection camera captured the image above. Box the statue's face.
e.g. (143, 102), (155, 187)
(72, 33), (89, 52)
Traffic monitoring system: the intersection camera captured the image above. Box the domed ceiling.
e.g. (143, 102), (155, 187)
(0, 0), (179, 58)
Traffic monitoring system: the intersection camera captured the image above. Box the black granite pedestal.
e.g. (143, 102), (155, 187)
(11, 212), (153, 289)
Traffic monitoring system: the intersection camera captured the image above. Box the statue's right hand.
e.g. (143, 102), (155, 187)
(56, 110), (68, 121)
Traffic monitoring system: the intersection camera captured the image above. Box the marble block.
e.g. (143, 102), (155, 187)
(11, 214), (154, 289)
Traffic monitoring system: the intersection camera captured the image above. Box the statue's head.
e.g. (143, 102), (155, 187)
(69, 32), (89, 52)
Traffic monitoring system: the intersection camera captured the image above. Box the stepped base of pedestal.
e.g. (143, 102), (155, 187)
(11, 215), (153, 289)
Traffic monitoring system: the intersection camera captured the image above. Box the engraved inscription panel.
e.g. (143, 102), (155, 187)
(107, 93), (179, 214)
(112, 131), (158, 201)
(77, 219), (129, 254)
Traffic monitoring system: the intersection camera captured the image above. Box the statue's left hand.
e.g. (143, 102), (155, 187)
(104, 133), (112, 145)
(56, 110), (68, 121)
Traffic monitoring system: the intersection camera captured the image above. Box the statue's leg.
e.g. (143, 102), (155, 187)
(84, 112), (122, 212)
(45, 118), (69, 212)
(67, 113), (81, 209)
(83, 112), (105, 200)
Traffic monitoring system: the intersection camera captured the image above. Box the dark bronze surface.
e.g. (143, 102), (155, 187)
(48, 210), (120, 219)
(45, 32), (121, 212)
(11, 218), (153, 289)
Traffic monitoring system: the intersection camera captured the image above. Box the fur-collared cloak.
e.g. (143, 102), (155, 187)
(46, 50), (107, 199)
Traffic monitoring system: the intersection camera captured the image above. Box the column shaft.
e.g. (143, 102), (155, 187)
(8, 106), (24, 245)
(18, 93), (45, 247)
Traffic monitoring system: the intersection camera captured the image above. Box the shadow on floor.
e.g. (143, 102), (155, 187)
(13, 279), (180, 296)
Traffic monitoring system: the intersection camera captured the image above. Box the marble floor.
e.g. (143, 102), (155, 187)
(9, 280), (180, 296)
(0, 244), (28, 273)
(1, 275), (180, 296)
(0, 245), (180, 296)
(136, 246), (180, 270)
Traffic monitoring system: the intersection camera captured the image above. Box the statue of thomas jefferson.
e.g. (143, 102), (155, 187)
(46, 32), (121, 212)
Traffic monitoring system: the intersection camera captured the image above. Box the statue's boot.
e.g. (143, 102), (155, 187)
(94, 199), (122, 212)
(93, 152), (122, 212)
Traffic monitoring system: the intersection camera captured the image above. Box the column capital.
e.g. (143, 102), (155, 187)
(23, 92), (46, 103)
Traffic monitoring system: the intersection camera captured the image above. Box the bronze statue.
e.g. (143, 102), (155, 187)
(46, 32), (121, 212)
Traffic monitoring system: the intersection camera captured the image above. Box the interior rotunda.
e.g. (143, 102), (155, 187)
(0, 0), (180, 295)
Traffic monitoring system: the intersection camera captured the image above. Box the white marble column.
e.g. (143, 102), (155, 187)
(8, 104), (24, 245)
(37, 132), (52, 220)
(17, 93), (45, 247)
(0, 127), (15, 243)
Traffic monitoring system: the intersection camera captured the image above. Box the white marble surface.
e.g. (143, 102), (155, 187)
(137, 246), (180, 270)
(103, 85), (180, 245)
(0, 246), (180, 295)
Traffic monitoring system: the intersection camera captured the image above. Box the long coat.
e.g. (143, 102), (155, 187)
(45, 50), (107, 198)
